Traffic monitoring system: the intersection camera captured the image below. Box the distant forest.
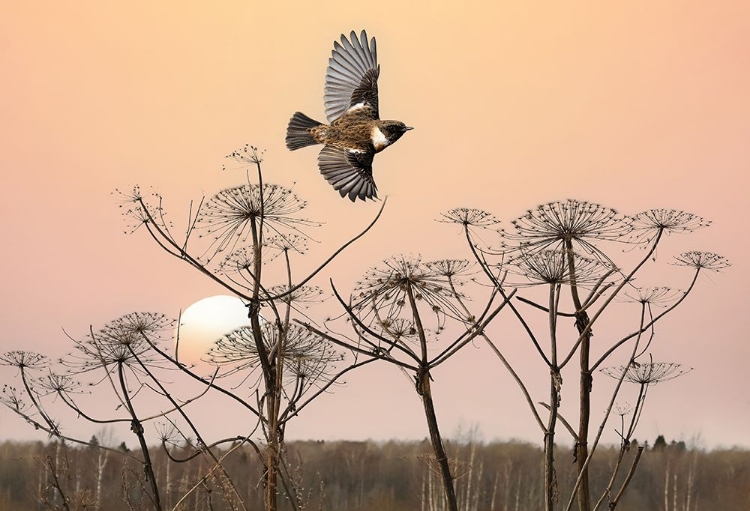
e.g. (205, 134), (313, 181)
(0, 436), (747, 511)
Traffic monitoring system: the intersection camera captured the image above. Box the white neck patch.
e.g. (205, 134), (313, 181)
(371, 126), (390, 151)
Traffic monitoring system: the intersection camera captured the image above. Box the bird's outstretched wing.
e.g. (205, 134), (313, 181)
(318, 145), (378, 202)
(324, 30), (380, 123)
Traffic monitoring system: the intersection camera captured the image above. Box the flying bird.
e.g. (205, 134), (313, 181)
(285, 30), (412, 202)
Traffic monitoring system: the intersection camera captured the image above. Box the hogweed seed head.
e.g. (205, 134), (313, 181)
(506, 199), (632, 257)
(507, 248), (617, 287)
(673, 251), (731, 272)
(438, 208), (501, 229)
(622, 286), (682, 307)
(601, 361), (692, 385)
(0, 351), (49, 371)
(631, 209), (710, 236)
(197, 184), (319, 259)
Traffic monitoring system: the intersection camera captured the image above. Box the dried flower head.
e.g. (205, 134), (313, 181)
(206, 322), (341, 386)
(36, 373), (82, 396)
(219, 246), (257, 274)
(66, 313), (174, 372)
(223, 144), (265, 168)
(0, 351), (49, 371)
(601, 361), (692, 385)
(114, 186), (172, 235)
(673, 251), (731, 272)
(269, 285), (326, 306)
(506, 199), (631, 257)
(622, 287), (682, 307)
(1, 385), (30, 413)
(376, 318), (419, 343)
(438, 208), (501, 229)
(424, 259), (474, 279)
(197, 184), (318, 258)
(507, 249), (616, 287)
(353, 255), (467, 322)
(631, 209), (710, 236)
(263, 234), (309, 262)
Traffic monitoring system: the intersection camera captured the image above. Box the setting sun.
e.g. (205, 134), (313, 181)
(176, 295), (251, 365)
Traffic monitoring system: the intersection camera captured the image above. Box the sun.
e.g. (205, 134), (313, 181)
(176, 295), (251, 365)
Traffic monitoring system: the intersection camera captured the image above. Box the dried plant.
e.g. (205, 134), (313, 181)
(444, 198), (727, 511)
(505, 199), (632, 259)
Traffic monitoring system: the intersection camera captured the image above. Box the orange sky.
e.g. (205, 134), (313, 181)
(2, 1), (749, 449)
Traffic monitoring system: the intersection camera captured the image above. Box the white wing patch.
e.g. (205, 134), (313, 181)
(348, 102), (368, 112)
(371, 126), (390, 152)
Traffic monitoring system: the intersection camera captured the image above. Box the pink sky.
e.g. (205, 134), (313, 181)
(2, 1), (749, 449)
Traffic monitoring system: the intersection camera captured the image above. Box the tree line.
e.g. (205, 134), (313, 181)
(0, 437), (747, 511)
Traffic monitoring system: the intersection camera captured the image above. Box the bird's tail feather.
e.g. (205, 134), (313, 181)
(286, 112), (322, 150)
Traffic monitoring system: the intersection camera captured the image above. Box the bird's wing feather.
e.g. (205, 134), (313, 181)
(324, 30), (379, 123)
(318, 146), (378, 202)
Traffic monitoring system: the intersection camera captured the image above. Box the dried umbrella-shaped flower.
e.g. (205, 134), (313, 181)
(507, 249), (617, 287)
(0, 351), (49, 371)
(264, 234), (310, 262)
(205, 322), (341, 386)
(35, 373), (83, 396)
(114, 186), (172, 235)
(438, 208), (504, 254)
(223, 144), (265, 168)
(438, 208), (501, 229)
(505, 199), (632, 258)
(601, 361), (692, 386)
(196, 184), (319, 260)
(630, 209), (711, 241)
(268, 284), (325, 305)
(64, 312), (174, 374)
(622, 286), (683, 307)
(352, 255), (470, 323)
(375, 318), (419, 344)
(673, 251), (731, 272)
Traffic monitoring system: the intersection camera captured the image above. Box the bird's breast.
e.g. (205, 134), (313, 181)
(371, 126), (390, 152)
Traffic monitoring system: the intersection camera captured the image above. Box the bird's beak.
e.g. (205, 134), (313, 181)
(404, 126), (414, 131)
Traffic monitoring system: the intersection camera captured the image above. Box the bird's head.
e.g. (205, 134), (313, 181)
(381, 121), (413, 143)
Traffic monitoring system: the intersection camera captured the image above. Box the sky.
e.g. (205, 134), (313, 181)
(1, 1), (749, 450)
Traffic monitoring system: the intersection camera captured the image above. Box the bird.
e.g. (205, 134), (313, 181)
(285, 30), (412, 202)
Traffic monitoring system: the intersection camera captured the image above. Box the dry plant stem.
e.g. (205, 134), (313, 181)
(18, 368), (58, 434)
(591, 267), (700, 371)
(564, 240), (592, 511)
(407, 285), (458, 511)
(130, 343), (247, 511)
(301, 322), (418, 370)
(279, 357), (378, 424)
(565, 306), (648, 511)
(43, 454), (72, 511)
(117, 362), (162, 511)
(559, 229), (664, 370)
(538, 402), (578, 441)
(462, 225), (551, 366)
(170, 439), (250, 511)
(329, 281), (422, 363)
(55, 367), (218, 426)
(608, 447), (644, 510)
(141, 336), (260, 416)
(448, 277), (546, 432)
(429, 289), (517, 368)
(249, 214), (279, 511)
(3, 402), (142, 462)
(545, 283), (561, 511)
(86, 326), (129, 412)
